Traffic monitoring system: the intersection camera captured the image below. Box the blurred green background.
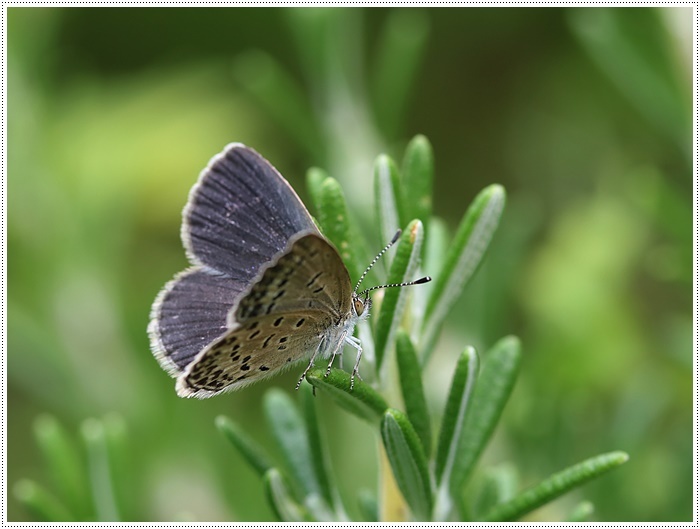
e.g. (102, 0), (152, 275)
(8, 7), (692, 521)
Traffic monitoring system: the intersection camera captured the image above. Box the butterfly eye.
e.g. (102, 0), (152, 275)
(353, 297), (366, 317)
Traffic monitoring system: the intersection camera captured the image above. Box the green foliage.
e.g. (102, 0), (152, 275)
(395, 331), (431, 455)
(212, 137), (628, 521)
(305, 367), (388, 424)
(215, 416), (273, 477)
(380, 409), (433, 521)
(311, 173), (367, 282)
(14, 415), (131, 522)
(421, 184), (506, 358)
(373, 219), (424, 372)
(481, 452), (629, 522)
(15, 135), (629, 522)
(373, 154), (404, 254)
(434, 346), (479, 501)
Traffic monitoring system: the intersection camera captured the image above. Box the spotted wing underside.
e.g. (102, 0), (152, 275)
(177, 233), (355, 398)
(176, 310), (330, 398)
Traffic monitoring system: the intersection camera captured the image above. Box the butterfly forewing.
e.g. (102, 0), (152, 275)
(182, 144), (319, 280)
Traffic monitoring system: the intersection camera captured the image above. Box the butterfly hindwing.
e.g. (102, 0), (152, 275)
(177, 310), (331, 397)
(182, 144), (320, 280)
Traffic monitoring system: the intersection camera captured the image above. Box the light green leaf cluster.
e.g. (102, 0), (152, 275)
(14, 414), (131, 522)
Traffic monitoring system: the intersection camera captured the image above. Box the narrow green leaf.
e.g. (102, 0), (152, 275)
(14, 480), (75, 522)
(421, 185), (506, 358)
(101, 414), (134, 521)
(33, 414), (90, 519)
(263, 468), (309, 522)
(306, 167), (328, 214)
(566, 500), (595, 522)
(434, 346), (479, 484)
(81, 419), (120, 522)
(423, 217), (449, 281)
(402, 135), (434, 241)
(374, 154), (405, 255)
(481, 452), (629, 522)
(410, 217), (448, 344)
(449, 336), (521, 494)
(315, 176), (364, 281)
(370, 11), (430, 138)
(357, 489), (379, 522)
(263, 389), (319, 500)
(232, 50), (324, 160)
(432, 346), (479, 521)
(215, 415), (273, 477)
(305, 367), (388, 424)
(380, 409), (433, 521)
(299, 383), (338, 512)
(374, 219), (424, 372)
(395, 330), (431, 456)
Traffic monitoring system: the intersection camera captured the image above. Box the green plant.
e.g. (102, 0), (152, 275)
(14, 414), (133, 522)
(14, 135), (628, 523)
(15, 135), (629, 522)
(216, 136), (629, 522)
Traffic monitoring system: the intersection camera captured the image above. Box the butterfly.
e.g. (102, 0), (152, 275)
(148, 144), (429, 398)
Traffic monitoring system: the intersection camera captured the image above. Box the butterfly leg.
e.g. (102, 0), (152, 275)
(325, 331), (347, 378)
(296, 340), (324, 390)
(345, 335), (363, 390)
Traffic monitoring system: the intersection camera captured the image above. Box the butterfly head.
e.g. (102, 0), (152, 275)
(352, 292), (372, 320)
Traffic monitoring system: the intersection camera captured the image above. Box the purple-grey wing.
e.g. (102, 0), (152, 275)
(182, 143), (319, 280)
(148, 267), (247, 375)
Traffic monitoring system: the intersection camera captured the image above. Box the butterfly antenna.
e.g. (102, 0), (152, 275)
(354, 229), (402, 293)
(358, 276), (431, 297)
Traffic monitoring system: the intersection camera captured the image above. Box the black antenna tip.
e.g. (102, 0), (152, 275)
(414, 276), (432, 284)
(391, 229), (402, 244)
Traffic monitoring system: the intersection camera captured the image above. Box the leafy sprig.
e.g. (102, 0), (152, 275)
(216, 136), (628, 522)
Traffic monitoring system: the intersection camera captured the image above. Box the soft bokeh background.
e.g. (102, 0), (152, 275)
(8, 7), (692, 522)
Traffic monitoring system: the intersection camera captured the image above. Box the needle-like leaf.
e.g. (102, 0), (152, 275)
(421, 185), (505, 358)
(481, 452), (629, 522)
(374, 220), (424, 373)
(305, 367), (389, 424)
(216, 415), (273, 477)
(395, 330), (432, 456)
(380, 409), (433, 521)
